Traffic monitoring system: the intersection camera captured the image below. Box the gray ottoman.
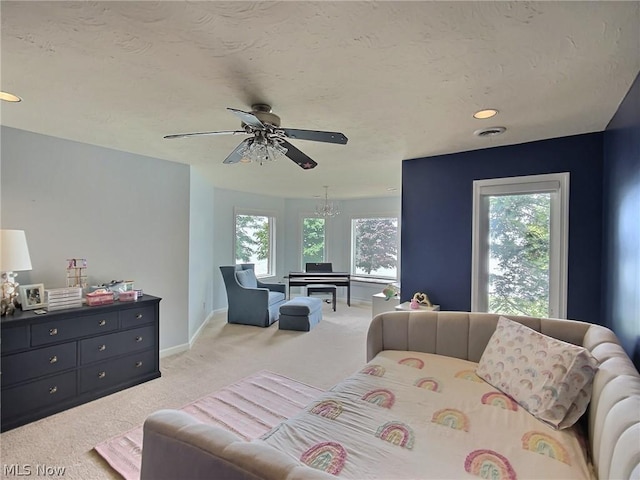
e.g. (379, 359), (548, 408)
(279, 296), (323, 331)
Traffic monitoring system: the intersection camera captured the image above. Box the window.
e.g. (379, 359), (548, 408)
(471, 173), (569, 318)
(351, 217), (399, 279)
(234, 211), (275, 277)
(302, 217), (326, 266)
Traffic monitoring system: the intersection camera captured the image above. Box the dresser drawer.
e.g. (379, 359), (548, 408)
(1, 371), (76, 421)
(79, 325), (155, 365)
(2, 342), (76, 387)
(120, 305), (155, 329)
(31, 312), (119, 346)
(78, 349), (156, 394)
(1, 325), (29, 353)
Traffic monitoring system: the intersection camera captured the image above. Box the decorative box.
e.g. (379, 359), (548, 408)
(86, 291), (114, 306)
(45, 287), (83, 311)
(119, 290), (137, 302)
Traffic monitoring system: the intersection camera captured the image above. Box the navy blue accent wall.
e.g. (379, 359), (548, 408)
(603, 72), (640, 369)
(401, 133), (603, 325)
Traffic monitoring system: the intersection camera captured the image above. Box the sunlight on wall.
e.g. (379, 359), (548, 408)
(612, 175), (640, 344)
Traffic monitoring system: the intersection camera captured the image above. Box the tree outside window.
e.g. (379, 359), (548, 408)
(302, 217), (325, 266)
(352, 217), (398, 278)
(235, 213), (273, 276)
(488, 193), (550, 317)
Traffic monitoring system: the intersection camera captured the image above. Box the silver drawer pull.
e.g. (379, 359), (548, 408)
(135, 361), (143, 368)
(98, 344), (106, 352)
(98, 371), (106, 379)
(136, 313), (143, 319)
(49, 386), (58, 394)
(135, 336), (143, 342)
(98, 319), (106, 326)
(49, 355), (58, 364)
(49, 328), (58, 336)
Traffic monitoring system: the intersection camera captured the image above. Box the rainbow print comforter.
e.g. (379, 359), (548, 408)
(259, 351), (595, 479)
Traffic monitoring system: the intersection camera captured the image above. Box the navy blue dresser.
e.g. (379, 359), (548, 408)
(1, 295), (161, 431)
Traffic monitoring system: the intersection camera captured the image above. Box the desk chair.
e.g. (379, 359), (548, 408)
(305, 262), (337, 312)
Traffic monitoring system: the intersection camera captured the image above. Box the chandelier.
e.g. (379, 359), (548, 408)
(315, 186), (340, 217)
(237, 133), (288, 165)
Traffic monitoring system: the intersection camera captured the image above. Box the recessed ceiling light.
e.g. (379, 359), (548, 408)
(387, 187), (398, 192)
(0, 91), (22, 102)
(473, 109), (498, 119)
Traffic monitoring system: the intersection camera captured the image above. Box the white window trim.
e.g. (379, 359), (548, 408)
(233, 208), (277, 278)
(471, 173), (569, 318)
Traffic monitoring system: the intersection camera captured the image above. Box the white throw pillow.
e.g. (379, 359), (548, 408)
(476, 316), (598, 429)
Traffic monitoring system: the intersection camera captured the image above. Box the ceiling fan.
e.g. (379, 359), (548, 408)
(164, 104), (348, 169)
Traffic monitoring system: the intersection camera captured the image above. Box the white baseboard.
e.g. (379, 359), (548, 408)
(160, 309), (227, 358)
(188, 311), (213, 349)
(160, 342), (189, 358)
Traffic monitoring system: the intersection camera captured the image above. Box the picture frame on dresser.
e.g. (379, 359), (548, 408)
(18, 283), (46, 310)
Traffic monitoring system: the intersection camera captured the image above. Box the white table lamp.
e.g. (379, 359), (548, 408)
(1, 229), (33, 315)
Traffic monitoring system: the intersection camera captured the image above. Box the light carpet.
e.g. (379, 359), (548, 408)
(94, 370), (323, 480)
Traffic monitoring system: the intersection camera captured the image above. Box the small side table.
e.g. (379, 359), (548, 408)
(372, 293), (400, 318)
(395, 302), (440, 312)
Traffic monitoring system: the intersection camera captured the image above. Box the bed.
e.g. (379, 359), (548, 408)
(140, 311), (640, 480)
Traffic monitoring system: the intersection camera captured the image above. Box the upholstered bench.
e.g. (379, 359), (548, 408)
(307, 284), (337, 311)
(278, 296), (323, 331)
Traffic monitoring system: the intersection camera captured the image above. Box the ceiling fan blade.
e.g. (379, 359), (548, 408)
(281, 128), (348, 145)
(281, 140), (318, 170)
(227, 108), (265, 129)
(223, 138), (252, 164)
(164, 130), (247, 140)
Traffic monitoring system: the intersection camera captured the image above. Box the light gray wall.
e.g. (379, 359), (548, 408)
(282, 196), (401, 302)
(210, 190), (401, 310)
(211, 187), (286, 310)
(1, 126), (190, 350)
(188, 168), (215, 339)
(1, 126), (400, 352)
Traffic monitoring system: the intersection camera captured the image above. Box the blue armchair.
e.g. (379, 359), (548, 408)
(219, 264), (286, 327)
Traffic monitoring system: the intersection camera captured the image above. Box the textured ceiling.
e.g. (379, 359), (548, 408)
(1, 1), (639, 199)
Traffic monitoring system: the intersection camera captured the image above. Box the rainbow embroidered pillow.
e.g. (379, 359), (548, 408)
(476, 316), (599, 429)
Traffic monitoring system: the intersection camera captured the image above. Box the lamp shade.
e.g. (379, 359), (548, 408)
(0, 229), (33, 272)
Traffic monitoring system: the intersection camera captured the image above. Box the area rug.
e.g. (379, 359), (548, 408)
(94, 370), (323, 480)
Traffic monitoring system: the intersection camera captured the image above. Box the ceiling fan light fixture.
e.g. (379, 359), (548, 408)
(315, 186), (340, 217)
(473, 108), (498, 119)
(237, 136), (288, 165)
(166, 104), (346, 170)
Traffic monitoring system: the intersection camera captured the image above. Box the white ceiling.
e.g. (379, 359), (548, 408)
(1, 1), (639, 200)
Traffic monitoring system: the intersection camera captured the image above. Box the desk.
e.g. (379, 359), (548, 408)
(287, 272), (351, 306)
